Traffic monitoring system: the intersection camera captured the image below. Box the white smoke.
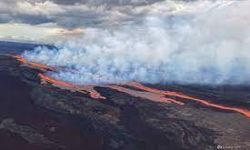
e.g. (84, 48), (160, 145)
(22, 0), (250, 85)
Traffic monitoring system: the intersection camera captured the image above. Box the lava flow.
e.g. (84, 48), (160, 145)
(127, 82), (250, 118)
(14, 55), (105, 100)
(39, 73), (106, 100)
(13, 55), (54, 71)
(106, 85), (184, 105)
(13, 55), (250, 118)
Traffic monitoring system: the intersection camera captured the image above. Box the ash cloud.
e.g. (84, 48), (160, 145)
(22, 0), (250, 85)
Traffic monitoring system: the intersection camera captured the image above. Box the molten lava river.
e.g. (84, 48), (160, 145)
(14, 55), (250, 118)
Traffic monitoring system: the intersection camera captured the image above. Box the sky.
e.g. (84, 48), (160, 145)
(19, 0), (250, 85)
(0, 0), (163, 43)
(2, 0), (250, 85)
(0, 0), (216, 43)
(0, 0), (244, 43)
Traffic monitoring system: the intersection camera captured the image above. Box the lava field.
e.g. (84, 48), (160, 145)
(0, 42), (249, 150)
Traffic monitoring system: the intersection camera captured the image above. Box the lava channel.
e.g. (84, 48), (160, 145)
(13, 55), (250, 118)
(106, 85), (184, 105)
(14, 55), (105, 100)
(13, 55), (55, 71)
(39, 73), (106, 100)
(127, 82), (250, 118)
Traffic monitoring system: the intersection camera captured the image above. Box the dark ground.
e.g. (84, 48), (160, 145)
(0, 41), (249, 150)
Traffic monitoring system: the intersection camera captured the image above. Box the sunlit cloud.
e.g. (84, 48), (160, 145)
(0, 0), (237, 43)
(0, 23), (83, 43)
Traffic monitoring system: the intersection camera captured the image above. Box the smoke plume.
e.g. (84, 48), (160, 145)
(22, 0), (250, 85)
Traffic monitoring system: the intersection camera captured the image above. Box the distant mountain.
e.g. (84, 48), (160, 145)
(0, 41), (52, 55)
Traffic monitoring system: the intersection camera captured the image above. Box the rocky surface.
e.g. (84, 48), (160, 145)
(0, 118), (62, 149)
(0, 42), (249, 150)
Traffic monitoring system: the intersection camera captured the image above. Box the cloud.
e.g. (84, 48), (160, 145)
(22, 0), (250, 85)
(0, 23), (83, 43)
(0, 0), (194, 42)
(0, 0), (235, 42)
(0, 0), (159, 27)
(0, 0), (201, 29)
(49, 0), (163, 6)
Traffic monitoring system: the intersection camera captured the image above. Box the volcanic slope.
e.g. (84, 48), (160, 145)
(0, 42), (249, 150)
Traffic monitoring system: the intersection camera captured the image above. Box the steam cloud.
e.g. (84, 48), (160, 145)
(22, 0), (250, 85)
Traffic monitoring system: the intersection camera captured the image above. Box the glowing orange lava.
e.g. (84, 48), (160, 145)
(106, 85), (184, 105)
(39, 73), (106, 100)
(14, 55), (105, 100)
(39, 73), (76, 89)
(81, 85), (106, 100)
(128, 82), (250, 118)
(13, 55), (54, 71)
(12, 55), (250, 118)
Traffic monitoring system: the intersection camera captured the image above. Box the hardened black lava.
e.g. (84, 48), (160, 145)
(0, 41), (249, 150)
